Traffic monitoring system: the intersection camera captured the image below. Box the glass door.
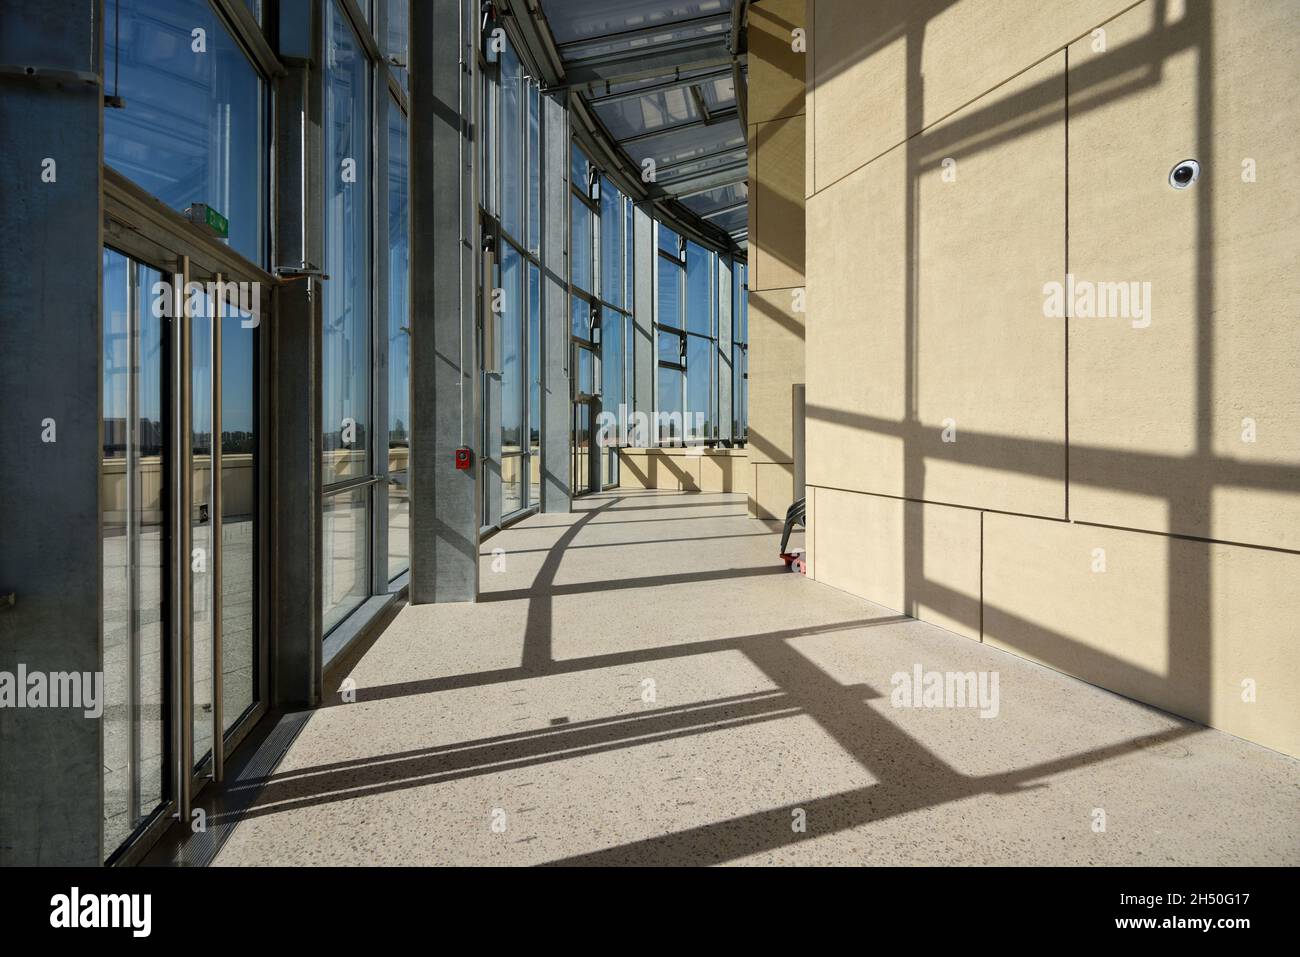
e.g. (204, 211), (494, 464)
(572, 339), (599, 496)
(101, 246), (262, 860)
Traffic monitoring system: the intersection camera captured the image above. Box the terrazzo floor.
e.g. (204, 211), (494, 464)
(213, 490), (1300, 866)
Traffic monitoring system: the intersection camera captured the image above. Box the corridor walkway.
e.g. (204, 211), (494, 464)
(215, 490), (1300, 866)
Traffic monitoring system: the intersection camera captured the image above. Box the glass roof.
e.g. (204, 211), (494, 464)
(542, 0), (734, 46)
(539, 0), (746, 250)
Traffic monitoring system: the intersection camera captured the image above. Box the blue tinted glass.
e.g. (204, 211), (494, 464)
(600, 179), (623, 308)
(529, 263), (541, 448)
(657, 367), (683, 442)
(572, 295), (591, 341)
(322, 0), (372, 482)
(528, 85), (541, 252)
(105, 0), (265, 264)
(571, 196), (593, 292)
(602, 307), (624, 425)
(657, 256), (681, 328)
(658, 223), (680, 256)
(501, 43), (523, 241)
(686, 243), (712, 335)
(385, 0), (409, 92)
(686, 334), (712, 439)
(571, 142), (589, 190)
(500, 243), (523, 451)
(388, 105), (410, 580)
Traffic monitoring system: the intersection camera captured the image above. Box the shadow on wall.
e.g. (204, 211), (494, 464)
(803, 0), (1300, 756)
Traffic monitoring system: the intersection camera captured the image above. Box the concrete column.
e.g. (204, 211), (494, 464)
(409, 0), (479, 601)
(0, 0), (104, 865)
(268, 9), (324, 707)
(632, 204), (655, 432)
(540, 90), (571, 512)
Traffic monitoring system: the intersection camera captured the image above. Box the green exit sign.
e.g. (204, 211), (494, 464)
(185, 203), (229, 239)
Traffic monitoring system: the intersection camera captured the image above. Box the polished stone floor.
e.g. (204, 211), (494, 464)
(214, 490), (1300, 866)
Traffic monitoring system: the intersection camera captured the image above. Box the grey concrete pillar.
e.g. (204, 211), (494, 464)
(0, 0), (104, 865)
(409, 0), (479, 601)
(632, 204), (655, 435)
(268, 13), (324, 707)
(718, 256), (733, 443)
(540, 90), (571, 512)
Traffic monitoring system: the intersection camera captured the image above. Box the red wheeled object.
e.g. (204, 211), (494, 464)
(778, 498), (807, 574)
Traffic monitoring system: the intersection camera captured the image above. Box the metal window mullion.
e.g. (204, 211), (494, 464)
(210, 275), (224, 783)
(125, 260), (142, 828)
(171, 256), (194, 825)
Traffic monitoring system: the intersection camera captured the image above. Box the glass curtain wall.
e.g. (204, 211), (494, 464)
(570, 143), (599, 494)
(481, 34), (543, 524)
(597, 178), (632, 488)
(322, 0), (412, 633)
(655, 224), (686, 444)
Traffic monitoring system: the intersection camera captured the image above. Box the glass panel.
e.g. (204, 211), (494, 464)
(570, 195), (593, 293)
(221, 303), (257, 730)
(323, 0), (372, 484)
(500, 43), (523, 242)
(571, 142), (588, 192)
(322, 487), (370, 634)
(384, 0), (409, 92)
(658, 223), (681, 256)
(102, 249), (167, 856)
(602, 307), (625, 428)
(626, 198), (634, 313)
(500, 243), (523, 454)
(572, 402), (591, 495)
(686, 334), (712, 443)
(577, 346), (595, 396)
(528, 263), (541, 452)
(527, 84), (541, 253)
(191, 289), (214, 769)
(104, 0), (265, 264)
(657, 256), (682, 327)
(657, 366), (684, 444)
(572, 295), (592, 341)
(658, 330), (683, 363)
(686, 242), (712, 336)
(600, 178), (623, 309)
(388, 105), (411, 581)
(502, 453), (523, 517)
(482, 67), (494, 213)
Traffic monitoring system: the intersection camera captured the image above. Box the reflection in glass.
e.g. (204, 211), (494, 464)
(191, 291), (213, 769)
(600, 179), (623, 308)
(502, 454), (523, 516)
(571, 195), (593, 293)
(602, 307), (625, 422)
(500, 244), (523, 454)
(388, 106), (411, 581)
(105, 0), (265, 265)
(221, 304), (257, 731)
(322, 488), (370, 635)
(658, 366), (684, 443)
(528, 85), (541, 253)
(323, 0), (372, 484)
(658, 256), (682, 327)
(385, 0), (410, 93)
(687, 333), (713, 441)
(528, 263), (541, 506)
(572, 402), (591, 495)
(686, 242), (712, 336)
(102, 249), (167, 856)
(501, 44), (523, 242)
